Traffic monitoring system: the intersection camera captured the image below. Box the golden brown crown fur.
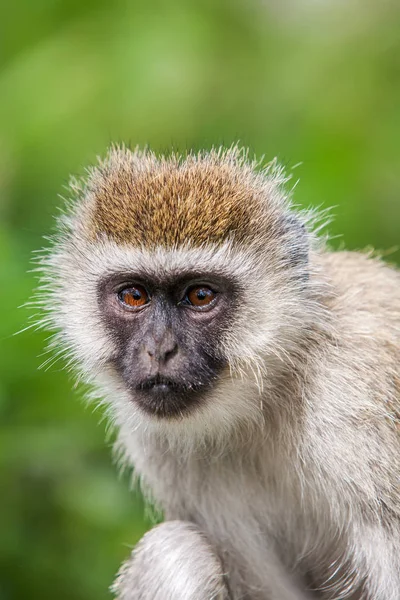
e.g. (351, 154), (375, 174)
(78, 146), (289, 248)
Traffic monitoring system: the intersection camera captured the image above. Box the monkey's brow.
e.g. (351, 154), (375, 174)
(100, 270), (234, 289)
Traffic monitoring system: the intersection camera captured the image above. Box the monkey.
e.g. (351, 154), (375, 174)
(36, 145), (400, 599)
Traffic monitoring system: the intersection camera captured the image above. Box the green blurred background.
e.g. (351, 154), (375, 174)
(1, 1), (399, 598)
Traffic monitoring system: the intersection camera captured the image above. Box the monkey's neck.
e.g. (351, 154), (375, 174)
(115, 367), (310, 509)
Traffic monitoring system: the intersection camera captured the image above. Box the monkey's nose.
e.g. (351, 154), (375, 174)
(144, 334), (179, 365)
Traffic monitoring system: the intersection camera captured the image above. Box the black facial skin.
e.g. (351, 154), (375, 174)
(98, 272), (238, 419)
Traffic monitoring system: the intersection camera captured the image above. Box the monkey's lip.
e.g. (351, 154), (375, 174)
(133, 375), (205, 418)
(137, 376), (186, 394)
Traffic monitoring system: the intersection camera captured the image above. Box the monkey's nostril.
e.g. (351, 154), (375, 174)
(164, 344), (178, 363)
(144, 342), (178, 363)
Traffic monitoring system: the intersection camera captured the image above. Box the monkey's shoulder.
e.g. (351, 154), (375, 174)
(317, 249), (400, 430)
(318, 250), (399, 371)
(319, 250), (400, 330)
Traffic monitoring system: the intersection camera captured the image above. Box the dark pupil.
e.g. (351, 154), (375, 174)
(131, 289), (141, 299)
(197, 289), (207, 300)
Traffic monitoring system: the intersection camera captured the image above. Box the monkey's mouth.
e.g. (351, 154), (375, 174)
(138, 376), (184, 394)
(133, 375), (206, 418)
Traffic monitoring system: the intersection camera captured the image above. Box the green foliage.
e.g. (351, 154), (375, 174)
(1, 1), (399, 598)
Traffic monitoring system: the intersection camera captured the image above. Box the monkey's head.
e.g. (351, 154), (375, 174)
(41, 147), (322, 444)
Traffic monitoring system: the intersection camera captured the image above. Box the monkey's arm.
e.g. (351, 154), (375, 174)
(111, 521), (230, 600)
(111, 520), (316, 600)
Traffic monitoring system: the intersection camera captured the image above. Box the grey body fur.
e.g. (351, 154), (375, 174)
(38, 147), (400, 599)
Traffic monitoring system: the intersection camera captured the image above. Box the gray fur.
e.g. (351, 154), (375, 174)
(111, 521), (229, 600)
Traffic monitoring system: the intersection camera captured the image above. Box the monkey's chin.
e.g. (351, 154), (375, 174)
(132, 378), (206, 419)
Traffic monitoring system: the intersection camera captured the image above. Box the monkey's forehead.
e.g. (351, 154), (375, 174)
(81, 149), (281, 247)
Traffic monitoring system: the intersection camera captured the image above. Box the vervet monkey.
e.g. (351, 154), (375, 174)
(38, 146), (400, 599)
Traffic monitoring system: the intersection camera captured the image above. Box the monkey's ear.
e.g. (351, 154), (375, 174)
(281, 213), (309, 269)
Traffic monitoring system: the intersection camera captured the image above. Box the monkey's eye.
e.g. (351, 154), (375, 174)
(118, 285), (150, 309)
(183, 285), (217, 308)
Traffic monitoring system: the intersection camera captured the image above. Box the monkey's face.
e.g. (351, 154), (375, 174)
(47, 236), (311, 438)
(42, 147), (318, 440)
(97, 271), (237, 418)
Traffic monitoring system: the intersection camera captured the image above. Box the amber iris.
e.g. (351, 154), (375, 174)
(118, 285), (149, 308)
(186, 285), (216, 307)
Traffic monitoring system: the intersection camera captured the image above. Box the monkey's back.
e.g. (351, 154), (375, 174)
(320, 250), (400, 373)
(307, 250), (400, 513)
(321, 250), (400, 323)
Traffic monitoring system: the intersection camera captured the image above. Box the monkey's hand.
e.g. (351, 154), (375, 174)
(111, 520), (230, 600)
